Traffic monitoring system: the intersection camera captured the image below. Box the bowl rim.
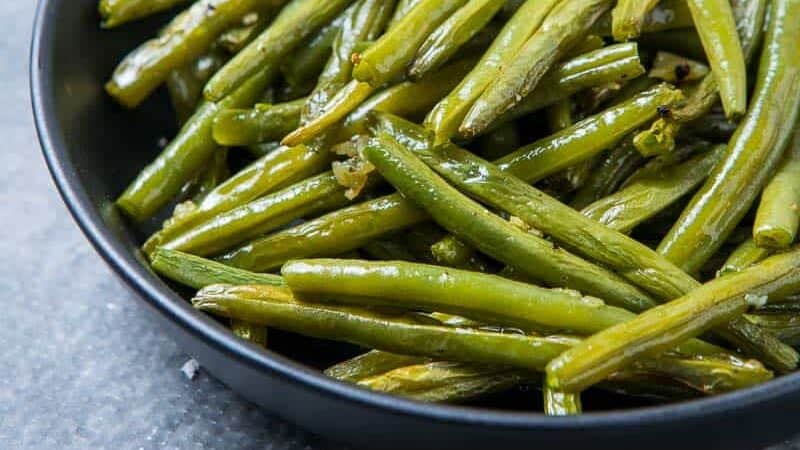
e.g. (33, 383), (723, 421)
(29, 0), (800, 433)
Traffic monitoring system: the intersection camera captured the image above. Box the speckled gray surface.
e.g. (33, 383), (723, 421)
(3, 1), (800, 449)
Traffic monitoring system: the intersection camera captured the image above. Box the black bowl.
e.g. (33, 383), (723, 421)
(30, 1), (800, 448)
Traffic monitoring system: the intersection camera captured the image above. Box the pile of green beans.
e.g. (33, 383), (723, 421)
(105, 0), (800, 415)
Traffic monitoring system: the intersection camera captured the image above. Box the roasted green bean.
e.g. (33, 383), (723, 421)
(204, 0), (353, 101)
(754, 129), (800, 249)
(657, 0), (800, 273)
(212, 98), (304, 146)
(547, 248), (800, 393)
(99, 0), (192, 28)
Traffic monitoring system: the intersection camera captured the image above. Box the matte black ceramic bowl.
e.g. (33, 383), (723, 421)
(30, 1), (800, 448)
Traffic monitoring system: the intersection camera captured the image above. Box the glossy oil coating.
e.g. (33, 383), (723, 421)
(424, 0), (559, 142)
(657, 0), (800, 274)
(212, 97), (304, 146)
(106, 0), (265, 108)
(204, 0), (353, 101)
(547, 248), (800, 393)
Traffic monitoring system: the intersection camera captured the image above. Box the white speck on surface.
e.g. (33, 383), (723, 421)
(745, 293), (768, 308)
(181, 359), (200, 380)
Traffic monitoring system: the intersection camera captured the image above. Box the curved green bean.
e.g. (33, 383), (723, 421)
(547, 248), (800, 393)
(212, 98), (304, 146)
(754, 129), (800, 249)
(363, 132), (658, 311)
(218, 194), (428, 272)
(106, 0), (262, 108)
(424, 0), (560, 142)
(582, 145), (723, 234)
(592, 0), (694, 37)
(204, 0), (354, 101)
(408, 0), (505, 80)
(461, 0), (613, 137)
(657, 0), (800, 273)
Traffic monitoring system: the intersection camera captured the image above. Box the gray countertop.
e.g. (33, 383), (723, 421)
(1, 2), (798, 449)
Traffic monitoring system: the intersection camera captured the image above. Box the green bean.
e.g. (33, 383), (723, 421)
(571, 140), (645, 210)
(617, 354), (773, 394)
(361, 237), (419, 262)
(461, 0), (613, 137)
(610, 0), (659, 42)
(374, 115), (796, 368)
(189, 148), (229, 203)
(592, 0), (694, 37)
(477, 122), (522, 161)
(168, 51), (228, 125)
(387, 0), (422, 29)
(351, 0), (467, 88)
(745, 314), (800, 346)
(685, 0), (747, 118)
(325, 350), (429, 382)
(754, 129), (800, 249)
(286, 57), (476, 146)
(496, 83), (683, 184)
(469, 42), (647, 138)
(582, 145), (723, 234)
(280, 13), (345, 88)
(204, 0), (354, 101)
(424, 0), (560, 142)
(546, 99), (574, 133)
(218, 194), (428, 272)
(106, 0), (263, 108)
(430, 235), (477, 269)
(245, 142), (283, 157)
(141, 142), (332, 251)
(152, 247), (278, 347)
(303, 0), (394, 123)
(657, 0), (800, 273)
(358, 362), (525, 403)
(212, 98), (304, 146)
(546, 248), (800, 393)
(117, 67), (277, 222)
(634, 0), (768, 155)
(150, 248), (285, 288)
(216, 9), (272, 54)
(282, 259), (657, 337)
(345, 59), (478, 137)
(623, 140), (713, 187)
(648, 52), (709, 84)
(408, 0), (505, 81)
(717, 239), (772, 278)
(284, 81), (375, 146)
(99, 0), (191, 28)
(544, 386), (582, 416)
(162, 172), (353, 256)
(363, 132), (658, 312)
(193, 284), (578, 372)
